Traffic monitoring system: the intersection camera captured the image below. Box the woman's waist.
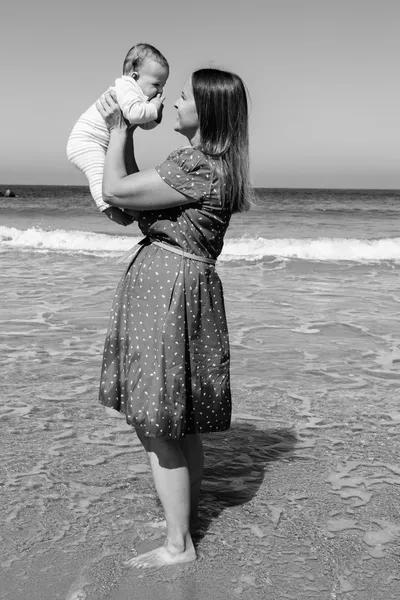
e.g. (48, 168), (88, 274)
(146, 234), (219, 260)
(119, 236), (218, 266)
(138, 225), (222, 259)
(149, 238), (216, 265)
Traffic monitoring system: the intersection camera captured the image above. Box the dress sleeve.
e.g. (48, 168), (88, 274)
(155, 147), (215, 202)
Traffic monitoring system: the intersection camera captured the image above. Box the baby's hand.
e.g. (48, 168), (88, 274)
(103, 207), (134, 226)
(150, 93), (165, 123)
(154, 103), (164, 124)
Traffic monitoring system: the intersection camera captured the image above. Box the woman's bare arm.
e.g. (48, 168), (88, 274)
(124, 126), (139, 175)
(122, 127), (141, 218)
(103, 168), (194, 210)
(102, 127), (140, 223)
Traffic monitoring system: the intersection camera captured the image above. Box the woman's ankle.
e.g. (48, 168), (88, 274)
(166, 530), (194, 554)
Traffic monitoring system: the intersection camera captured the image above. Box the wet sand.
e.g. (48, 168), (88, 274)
(1, 250), (400, 599)
(2, 379), (399, 600)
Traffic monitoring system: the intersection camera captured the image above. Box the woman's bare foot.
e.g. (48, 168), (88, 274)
(126, 536), (196, 569)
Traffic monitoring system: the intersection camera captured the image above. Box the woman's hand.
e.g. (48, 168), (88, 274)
(96, 90), (127, 132)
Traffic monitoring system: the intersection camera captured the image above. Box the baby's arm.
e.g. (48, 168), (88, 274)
(139, 98), (164, 130)
(116, 78), (158, 125)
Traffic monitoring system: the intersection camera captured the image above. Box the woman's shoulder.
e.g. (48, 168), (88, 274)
(157, 147), (219, 202)
(164, 146), (211, 174)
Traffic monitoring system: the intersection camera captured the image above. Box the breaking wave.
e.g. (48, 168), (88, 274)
(1, 226), (400, 262)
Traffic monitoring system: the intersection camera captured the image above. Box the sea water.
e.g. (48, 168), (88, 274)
(2, 186), (400, 391)
(1, 186), (400, 599)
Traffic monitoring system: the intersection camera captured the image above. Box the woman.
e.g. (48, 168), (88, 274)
(96, 68), (253, 568)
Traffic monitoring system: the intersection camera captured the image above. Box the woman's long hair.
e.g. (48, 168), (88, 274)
(192, 68), (254, 213)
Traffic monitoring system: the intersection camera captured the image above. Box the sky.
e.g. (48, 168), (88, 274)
(1, 0), (399, 188)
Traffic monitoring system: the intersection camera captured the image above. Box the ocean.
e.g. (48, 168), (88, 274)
(1, 186), (400, 600)
(2, 186), (400, 389)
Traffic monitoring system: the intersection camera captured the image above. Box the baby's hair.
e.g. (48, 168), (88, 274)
(123, 43), (169, 75)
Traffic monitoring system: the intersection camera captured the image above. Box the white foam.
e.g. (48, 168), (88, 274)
(220, 236), (400, 262)
(1, 226), (400, 262)
(0, 226), (138, 256)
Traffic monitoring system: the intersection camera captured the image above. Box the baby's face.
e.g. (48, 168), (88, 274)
(136, 60), (169, 99)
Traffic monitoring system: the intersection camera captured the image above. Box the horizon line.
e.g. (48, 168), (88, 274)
(0, 184), (398, 193)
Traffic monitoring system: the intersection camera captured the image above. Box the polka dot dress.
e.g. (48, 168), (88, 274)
(99, 146), (232, 439)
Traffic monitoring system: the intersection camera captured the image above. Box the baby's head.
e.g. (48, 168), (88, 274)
(123, 43), (169, 100)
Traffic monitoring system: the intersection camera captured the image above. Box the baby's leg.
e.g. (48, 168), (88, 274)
(67, 137), (108, 212)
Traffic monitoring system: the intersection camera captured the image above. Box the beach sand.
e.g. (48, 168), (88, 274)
(2, 377), (399, 600)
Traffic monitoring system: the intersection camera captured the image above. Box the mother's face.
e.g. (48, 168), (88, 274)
(174, 79), (199, 139)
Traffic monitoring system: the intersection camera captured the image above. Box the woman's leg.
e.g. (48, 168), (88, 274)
(178, 434), (204, 533)
(126, 435), (197, 568)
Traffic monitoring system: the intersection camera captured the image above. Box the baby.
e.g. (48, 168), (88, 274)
(67, 43), (169, 225)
